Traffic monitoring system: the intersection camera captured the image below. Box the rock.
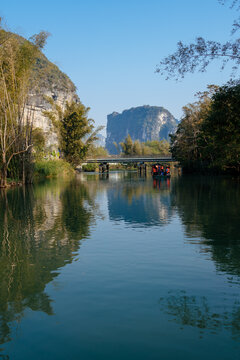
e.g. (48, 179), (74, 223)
(5, 31), (79, 150)
(26, 51), (79, 150)
(106, 105), (178, 154)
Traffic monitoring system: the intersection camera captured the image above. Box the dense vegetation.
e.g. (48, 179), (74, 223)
(171, 83), (240, 174)
(118, 134), (170, 156)
(0, 22), (50, 187)
(0, 23), (102, 186)
(156, 0), (240, 175)
(44, 99), (103, 167)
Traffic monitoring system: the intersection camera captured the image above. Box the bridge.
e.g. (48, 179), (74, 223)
(83, 156), (174, 174)
(85, 156), (174, 164)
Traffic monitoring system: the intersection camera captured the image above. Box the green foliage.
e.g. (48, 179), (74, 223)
(87, 146), (108, 158)
(120, 134), (134, 155)
(201, 83), (240, 173)
(0, 25), (49, 186)
(171, 83), (240, 174)
(32, 128), (46, 160)
(32, 55), (76, 92)
(119, 135), (170, 156)
(0, 179), (96, 344)
(82, 163), (98, 172)
(142, 140), (170, 155)
(132, 140), (142, 155)
(34, 159), (74, 178)
(44, 100), (103, 166)
(170, 89), (212, 170)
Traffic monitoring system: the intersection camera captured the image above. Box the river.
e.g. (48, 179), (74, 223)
(0, 172), (240, 359)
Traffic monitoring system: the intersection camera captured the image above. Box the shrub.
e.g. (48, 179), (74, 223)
(82, 163), (98, 172)
(34, 159), (74, 178)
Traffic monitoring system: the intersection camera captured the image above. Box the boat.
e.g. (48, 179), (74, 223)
(151, 164), (171, 178)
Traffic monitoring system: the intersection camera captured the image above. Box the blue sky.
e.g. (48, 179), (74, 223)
(1, 0), (238, 132)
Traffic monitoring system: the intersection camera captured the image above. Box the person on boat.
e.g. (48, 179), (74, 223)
(152, 165), (157, 175)
(166, 166), (170, 175)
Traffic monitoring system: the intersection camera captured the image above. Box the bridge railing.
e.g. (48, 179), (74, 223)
(86, 155), (172, 160)
(85, 155), (174, 163)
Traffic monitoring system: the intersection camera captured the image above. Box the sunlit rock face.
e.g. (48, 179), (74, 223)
(26, 52), (79, 149)
(2, 31), (79, 150)
(27, 90), (79, 149)
(106, 105), (178, 154)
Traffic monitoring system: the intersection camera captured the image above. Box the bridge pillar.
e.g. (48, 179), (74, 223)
(138, 163), (147, 176)
(99, 163), (109, 173)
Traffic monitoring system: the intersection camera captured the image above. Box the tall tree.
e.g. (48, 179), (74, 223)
(0, 21), (48, 186)
(201, 82), (240, 172)
(171, 82), (240, 174)
(170, 86), (216, 170)
(120, 134), (134, 155)
(44, 99), (103, 166)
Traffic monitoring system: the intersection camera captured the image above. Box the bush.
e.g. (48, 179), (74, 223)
(82, 163), (98, 172)
(34, 159), (74, 178)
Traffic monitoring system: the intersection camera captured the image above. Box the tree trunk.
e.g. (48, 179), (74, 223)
(22, 153), (25, 185)
(0, 164), (7, 187)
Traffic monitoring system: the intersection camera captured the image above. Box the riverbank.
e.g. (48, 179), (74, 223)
(0, 159), (75, 188)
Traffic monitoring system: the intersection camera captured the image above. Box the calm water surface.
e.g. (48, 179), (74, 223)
(0, 172), (240, 359)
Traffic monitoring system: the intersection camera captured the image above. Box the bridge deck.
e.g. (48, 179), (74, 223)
(85, 156), (174, 164)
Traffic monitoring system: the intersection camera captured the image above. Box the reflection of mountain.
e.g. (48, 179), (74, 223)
(107, 177), (173, 227)
(159, 290), (240, 340)
(171, 176), (240, 277)
(0, 180), (96, 350)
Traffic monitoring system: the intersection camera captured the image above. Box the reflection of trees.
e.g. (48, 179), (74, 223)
(77, 171), (174, 227)
(107, 177), (173, 227)
(171, 176), (240, 277)
(0, 180), (96, 351)
(159, 290), (240, 340)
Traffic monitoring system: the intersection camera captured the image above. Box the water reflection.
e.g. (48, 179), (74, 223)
(159, 290), (240, 340)
(105, 173), (174, 227)
(171, 176), (240, 277)
(1, 173), (240, 359)
(0, 180), (97, 352)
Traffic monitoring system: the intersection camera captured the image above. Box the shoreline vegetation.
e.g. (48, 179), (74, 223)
(0, 23), (102, 188)
(1, 19), (240, 188)
(171, 83), (240, 175)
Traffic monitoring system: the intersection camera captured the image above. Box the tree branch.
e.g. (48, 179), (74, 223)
(7, 144), (33, 167)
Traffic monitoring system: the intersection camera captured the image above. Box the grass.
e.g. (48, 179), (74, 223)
(34, 159), (74, 178)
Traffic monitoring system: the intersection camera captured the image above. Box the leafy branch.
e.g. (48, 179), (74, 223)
(156, 0), (240, 79)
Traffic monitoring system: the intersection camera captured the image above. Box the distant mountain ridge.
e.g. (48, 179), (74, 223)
(106, 105), (178, 154)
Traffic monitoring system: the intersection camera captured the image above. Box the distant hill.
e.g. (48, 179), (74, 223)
(106, 105), (178, 154)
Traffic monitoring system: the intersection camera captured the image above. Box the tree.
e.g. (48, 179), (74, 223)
(0, 21), (49, 186)
(87, 145), (108, 158)
(171, 82), (240, 174)
(170, 86), (215, 170)
(132, 140), (142, 155)
(156, 1), (240, 79)
(120, 134), (134, 155)
(201, 82), (240, 172)
(44, 99), (103, 166)
(143, 140), (171, 155)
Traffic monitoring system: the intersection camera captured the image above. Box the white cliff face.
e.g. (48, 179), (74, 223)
(106, 105), (178, 154)
(27, 89), (79, 149)
(3, 32), (79, 150)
